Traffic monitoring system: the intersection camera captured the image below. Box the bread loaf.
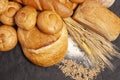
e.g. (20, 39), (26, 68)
(73, 0), (120, 41)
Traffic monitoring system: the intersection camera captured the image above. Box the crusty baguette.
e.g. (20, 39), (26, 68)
(73, 0), (120, 41)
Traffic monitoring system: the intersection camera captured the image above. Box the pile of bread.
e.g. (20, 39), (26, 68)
(0, 0), (119, 67)
(0, 0), (84, 67)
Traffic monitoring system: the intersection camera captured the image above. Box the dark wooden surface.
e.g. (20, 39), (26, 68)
(0, 0), (120, 80)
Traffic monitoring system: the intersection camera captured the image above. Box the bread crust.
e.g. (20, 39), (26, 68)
(15, 6), (37, 30)
(0, 0), (8, 14)
(37, 11), (63, 34)
(0, 1), (21, 26)
(73, 0), (120, 41)
(22, 25), (68, 67)
(0, 25), (17, 51)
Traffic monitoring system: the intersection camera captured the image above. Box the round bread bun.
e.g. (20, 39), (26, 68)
(0, 25), (17, 51)
(0, 0), (8, 14)
(37, 11), (63, 34)
(15, 6), (37, 30)
(22, 24), (68, 67)
(0, 1), (21, 26)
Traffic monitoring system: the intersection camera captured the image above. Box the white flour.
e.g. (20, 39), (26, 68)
(65, 36), (92, 66)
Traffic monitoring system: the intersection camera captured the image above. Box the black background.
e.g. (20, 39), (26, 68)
(0, 0), (120, 80)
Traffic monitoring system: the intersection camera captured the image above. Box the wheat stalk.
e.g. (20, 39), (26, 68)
(64, 17), (120, 70)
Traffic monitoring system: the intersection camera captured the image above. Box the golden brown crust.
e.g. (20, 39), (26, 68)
(22, 25), (68, 67)
(58, 0), (77, 10)
(18, 26), (61, 49)
(73, 0), (120, 41)
(13, 0), (76, 18)
(13, 0), (42, 10)
(0, 25), (17, 51)
(0, 1), (22, 26)
(40, 0), (73, 18)
(15, 6), (37, 30)
(37, 11), (63, 34)
(70, 0), (85, 3)
(0, 0), (8, 14)
(13, 0), (22, 3)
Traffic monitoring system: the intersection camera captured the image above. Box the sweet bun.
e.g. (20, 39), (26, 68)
(0, 1), (21, 26)
(0, 0), (8, 14)
(15, 6), (37, 30)
(0, 25), (17, 51)
(22, 25), (68, 67)
(37, 11), (63, 34)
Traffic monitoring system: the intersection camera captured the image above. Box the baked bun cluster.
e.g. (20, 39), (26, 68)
(16, 6), (68, 67)
(0, 0), (71, 67)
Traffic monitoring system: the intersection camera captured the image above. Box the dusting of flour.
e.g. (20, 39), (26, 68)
(58, 36), (105, 80)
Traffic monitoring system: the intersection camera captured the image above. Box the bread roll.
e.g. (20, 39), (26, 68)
(73, 0), (120, 41)
(0, 1), (21, 26)
(15, 6), (37, 30)
(0, 25), (17, 51)
(22, 25), (68, 67)
(13, 0), (76, 18)
(37, 11), (63, 34)
(0, 0), (8, 14)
